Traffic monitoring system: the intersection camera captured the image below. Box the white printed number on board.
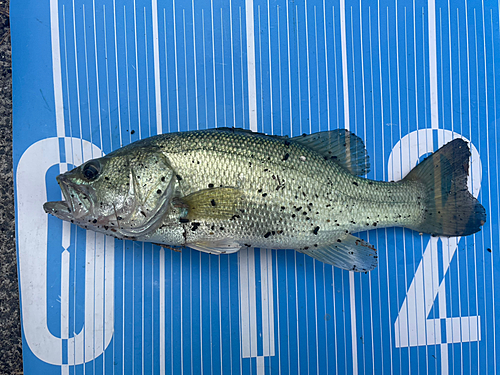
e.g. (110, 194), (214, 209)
(16, 137), (115, 365)
(391, 129), (482, 348)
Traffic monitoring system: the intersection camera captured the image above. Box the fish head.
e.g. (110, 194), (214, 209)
(44, 145), (176, 240)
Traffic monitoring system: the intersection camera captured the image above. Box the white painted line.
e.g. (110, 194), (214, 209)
(191, 0), (199, 130)
(61, 250), (70, 340)
(72, 0), (84, 147)
(305, 0), (312, 134)
(173, 0), (180, 131)
(152, 0), (162, 134)
(266, 1), (274, 133)
(144, 8), (152, 138)
(220, 9), (227, 127)
(339, 0), (350, 131)
(211, 0), (218, 128)
(112, 0), (123, 147)
(245, 0), (258, 131)
(239, 248), (258, 358)
(349, 271), (358, 375)
(257, 356), (265, 375)
(84, 231), (96, 363)
(286, 2), (292, 136)
(92, 0), (103, 149)
(295, 5), (303, 134)
(428, 0), (439, 129)
(183, 9), (190, 134)
(94, 234), (105, 359)
(323, 1), (330, 130)
(230, 1), (236, 130)
(50, 0), (65, 138)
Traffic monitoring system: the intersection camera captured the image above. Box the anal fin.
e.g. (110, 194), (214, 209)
(299, 234), (378, 272)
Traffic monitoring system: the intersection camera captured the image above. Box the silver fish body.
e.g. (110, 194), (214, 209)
(44, 128), (486, 272)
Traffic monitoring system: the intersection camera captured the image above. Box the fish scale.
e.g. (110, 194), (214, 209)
(152, 130), (424, 248)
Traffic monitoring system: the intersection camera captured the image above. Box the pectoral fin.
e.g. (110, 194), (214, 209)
(299, 234), (378, 272)
(179, 187), (244, 221)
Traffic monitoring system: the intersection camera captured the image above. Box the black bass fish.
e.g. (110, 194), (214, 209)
(44, 128), (486, 272)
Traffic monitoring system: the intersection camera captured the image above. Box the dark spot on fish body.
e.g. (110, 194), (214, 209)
(104, 226), (109, 230)
(313, 226), (320, 235)
(264, 232), (271, 238)
(211, 199), (216, 207)
(280, 206), (286, 211)
(262, 193), (268, 197)
(176, 174), (183, 181)
(157, 189), (162, 194)
(352, 181), (358, 186)
(258, 188), (263, 193)
(220, 227), (225, 231)
(292, 214), (296, 218)
(373, 222), (377, 227)
(179, 218), (190, 223)
(208, 183), (214, 188)
(131, 130), (135, 134)
(231, 215), (241, 220)
(302, 212), (307, 216)
(282, 153), (290, 161)
(244, 244), (252, 247)
(191, 222), (201, 231)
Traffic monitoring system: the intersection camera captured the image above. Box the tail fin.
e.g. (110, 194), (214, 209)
(404, 139), (486, 237)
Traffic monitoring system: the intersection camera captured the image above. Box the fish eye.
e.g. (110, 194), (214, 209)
(82, 160), (101, 181)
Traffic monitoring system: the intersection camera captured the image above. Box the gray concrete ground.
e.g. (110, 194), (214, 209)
(0, 0), (23, 373)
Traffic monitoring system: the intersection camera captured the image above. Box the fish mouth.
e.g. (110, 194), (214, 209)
(43, 174), (91, 221)
(43, 200), (73, 221)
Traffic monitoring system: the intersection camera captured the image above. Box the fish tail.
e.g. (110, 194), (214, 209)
(403, 138), (486, 237)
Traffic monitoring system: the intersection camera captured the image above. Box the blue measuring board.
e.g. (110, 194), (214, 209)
(11, 0), (500, 374)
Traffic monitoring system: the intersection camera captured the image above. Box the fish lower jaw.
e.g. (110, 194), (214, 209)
(43, 200), (74, 220)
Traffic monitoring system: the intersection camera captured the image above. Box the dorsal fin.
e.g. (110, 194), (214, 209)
(292, 129), (370, 176)
(213, 127), (288, 141)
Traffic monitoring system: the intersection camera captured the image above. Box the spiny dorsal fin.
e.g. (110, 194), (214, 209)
(292, 129), (370, 176)
(213, 127), (289, 141)
(179, 187), (244, 221)
(298, 234), (378, 272)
